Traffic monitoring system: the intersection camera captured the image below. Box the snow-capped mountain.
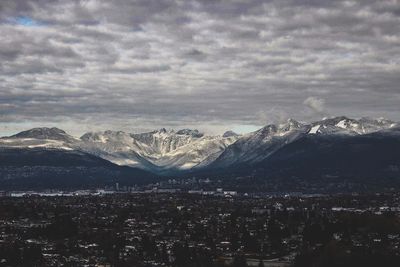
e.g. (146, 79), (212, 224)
(308, 116), (397, 135)
(0, 117), (398, 174)
(77, 128), (238, 171)
(151, 135), (237, 170)
(130, 128), (204, 158)
(8, 127), (78, 143)
(211, 117), (398, 168)
(0, 127), (77, 151)
(78, 130), (156, 169)
(210, 119), (310, 168)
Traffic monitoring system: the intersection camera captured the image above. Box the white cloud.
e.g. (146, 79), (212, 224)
(303, 97), (326, 113)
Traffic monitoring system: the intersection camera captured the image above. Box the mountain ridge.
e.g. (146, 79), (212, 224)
(0, 116), (398, 175)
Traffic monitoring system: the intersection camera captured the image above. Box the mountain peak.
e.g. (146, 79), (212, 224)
(287, 118), (300, 124)
(149, 128), (176, 135)
(257, 124), (278, 136)
(223, 130), (239, 138)
(309, 116), (397, 135)
(318, 116), (351, 125)
(279, 119), (303, 130)
(10, 127), (75, 142)
(80, 130), (131, 142)
(176, 129), (203, 138)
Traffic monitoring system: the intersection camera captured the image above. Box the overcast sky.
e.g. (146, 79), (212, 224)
(0, 0), (399, 136)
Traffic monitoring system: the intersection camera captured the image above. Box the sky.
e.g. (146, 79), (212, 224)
(0, 0), (399, 136)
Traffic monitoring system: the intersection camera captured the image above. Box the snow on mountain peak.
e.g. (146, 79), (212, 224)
(10, 127), (76, 142)
(1, 117), (398, 172)
(0, 127), (77, 150)
(278, 119), (303, 132)
(306, 116), (397, 135)
(80, 130), (133, 143)
(254, 119), (304, 139)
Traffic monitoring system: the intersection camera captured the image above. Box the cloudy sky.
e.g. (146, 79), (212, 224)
(0, 0), (399, 136)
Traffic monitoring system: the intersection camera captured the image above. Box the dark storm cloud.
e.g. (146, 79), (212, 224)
(0, 0), (400, 135)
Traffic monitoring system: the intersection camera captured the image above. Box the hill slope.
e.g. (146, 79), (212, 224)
(0, 148), (156, 190)
(193, 129), (400, 192)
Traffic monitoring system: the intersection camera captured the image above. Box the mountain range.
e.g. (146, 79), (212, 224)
(1, 116), (400, 191)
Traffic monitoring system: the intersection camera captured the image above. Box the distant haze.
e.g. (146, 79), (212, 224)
(0, 0), (399, 136)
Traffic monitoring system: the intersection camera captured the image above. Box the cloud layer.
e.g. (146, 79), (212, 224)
(0, 0), (399, 135)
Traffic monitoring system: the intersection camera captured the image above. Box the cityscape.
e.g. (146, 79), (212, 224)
(1, 192), (400, 266)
